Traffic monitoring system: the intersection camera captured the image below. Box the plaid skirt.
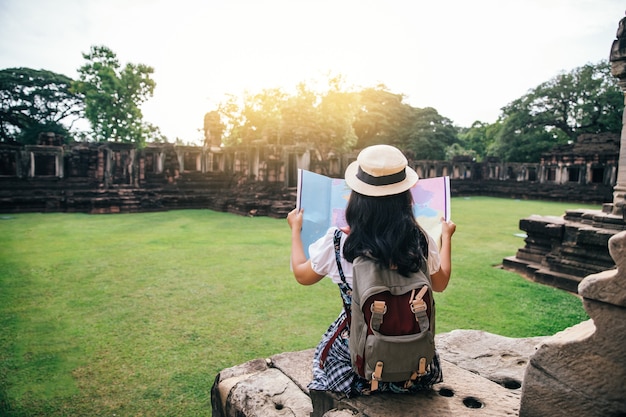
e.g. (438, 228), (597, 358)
(308, 309), (443, 397)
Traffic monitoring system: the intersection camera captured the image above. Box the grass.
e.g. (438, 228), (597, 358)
(0, 197), (597, 416)
(435, 197), (591, 335)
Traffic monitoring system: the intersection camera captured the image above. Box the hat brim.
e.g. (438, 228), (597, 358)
(344, 161), (419, 197)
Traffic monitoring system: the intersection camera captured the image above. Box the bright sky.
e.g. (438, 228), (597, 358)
(0, 0), (623, 144)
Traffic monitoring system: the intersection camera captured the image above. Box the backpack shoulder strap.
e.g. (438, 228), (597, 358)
(333, 228), (352, 318)
(318, 229), (352, 369)
(333, 228), (350, 289)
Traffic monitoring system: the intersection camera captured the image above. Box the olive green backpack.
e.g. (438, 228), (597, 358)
(349, 256), (435, 391)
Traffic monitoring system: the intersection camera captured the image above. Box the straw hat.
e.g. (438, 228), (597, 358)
(344, 145), (419, 196)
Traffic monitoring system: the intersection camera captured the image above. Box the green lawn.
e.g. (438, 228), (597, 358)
(0, 197), (597, 416)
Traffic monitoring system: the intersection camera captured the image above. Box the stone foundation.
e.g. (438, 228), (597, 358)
(211, 330), (546, 417)
(502, 207), (626, 293)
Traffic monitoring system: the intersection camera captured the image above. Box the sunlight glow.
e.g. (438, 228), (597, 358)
(0, 0), (622, 143)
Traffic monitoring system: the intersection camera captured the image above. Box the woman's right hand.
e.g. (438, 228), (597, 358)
(441, 218), (456, 239)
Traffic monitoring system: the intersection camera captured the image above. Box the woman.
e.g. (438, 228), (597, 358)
(287, 144), (456, 396)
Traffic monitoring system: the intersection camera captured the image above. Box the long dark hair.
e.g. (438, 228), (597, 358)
(342, 190), (429, 277)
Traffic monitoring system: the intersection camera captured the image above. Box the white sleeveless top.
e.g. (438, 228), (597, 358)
(309, 227), (441, 286)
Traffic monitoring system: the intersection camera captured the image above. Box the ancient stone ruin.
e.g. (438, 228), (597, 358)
(517, 15), (626, 415)
(210, 13), (626, 417)
(502, 206), (625, 293)
(0, 131), (617, 217)
(0, 129), (621, 298)
(502, 13), (626, 293)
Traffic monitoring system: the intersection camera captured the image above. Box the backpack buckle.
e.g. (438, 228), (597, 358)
(409, 286), (428, 313)
(409, 286), (430, 331)
(371, 361), (384, 391)
(410, 299), (426, 313)
(370, 300), (387, 314)
(370, 301), (387, 332)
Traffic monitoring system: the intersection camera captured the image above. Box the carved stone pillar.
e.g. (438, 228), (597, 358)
(610, 13), (626, 215)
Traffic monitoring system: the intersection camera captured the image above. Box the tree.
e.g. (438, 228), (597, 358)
(215, 81), (459, 161)
(457, 120), (501, 161)
(278, 82), (323, 146)
(244, 87), (288, 145)
(491, 60), (623, 162)
(218, 76), (359, 157)
(302, 75), (358, 155)
(352, 86), (414, 149)
(216, 94), (246, 146)
(72, 45), (156, 146)
(445, 143), (477, 161)
(0, 67), (83, 144)
(218, 88), (290, 146)
(402, 107), (458, 160)
(351, 86), (458, 159)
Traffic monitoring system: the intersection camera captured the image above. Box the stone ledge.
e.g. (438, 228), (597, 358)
(211, 330), (543, 417)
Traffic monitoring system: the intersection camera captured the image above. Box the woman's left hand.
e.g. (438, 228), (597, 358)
(287, 208), (304, 231)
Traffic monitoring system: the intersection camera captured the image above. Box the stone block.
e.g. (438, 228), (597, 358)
(520, 230), (626, 417)
(321, 361), (520, 417)
(212, 330), (546, 417)
(435, 330), (547, 392)
(520, 319), (626, 417)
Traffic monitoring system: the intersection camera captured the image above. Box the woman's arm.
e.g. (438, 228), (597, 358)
(430, 218), (456, 292)
(287, 208), (325, 285)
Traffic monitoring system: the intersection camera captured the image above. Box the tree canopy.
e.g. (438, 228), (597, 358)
(0, 67), (83, 144)
(217, 77), (361, 162)
(352, 87), (413, 149)
(403, 107), (457, 160)
(72, 45), (158, 146)
(215, 80), (457, 161)
(487, 60), (623, 162)
(0, 52), (621, 164)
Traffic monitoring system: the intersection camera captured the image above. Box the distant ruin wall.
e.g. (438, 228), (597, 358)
(451, 179), (613, 205)
(0, 177), (613, 217)
(0, 133), (619, 215)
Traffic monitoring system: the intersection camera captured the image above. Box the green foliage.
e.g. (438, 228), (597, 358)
(72, 45), (157, 146)
(445, 143), (477, 161)
(436, 197), (591, 335)
(490, 60), (623, 162)
(457, 120), (501, 161)
(403, 107), (457, 160)
(353, 86), (414, 149)
(219, 76), (359, 156)
(316, 76), (359, 154)
(216, 60), (621, 161)
(0, 67), (83, 144)
(217, 81), (458, 160)
(0, 199), (595, 416)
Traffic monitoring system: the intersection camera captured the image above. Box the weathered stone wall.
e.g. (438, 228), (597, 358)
(0, 133), (619, 215)
(450, 179), (613, 205)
